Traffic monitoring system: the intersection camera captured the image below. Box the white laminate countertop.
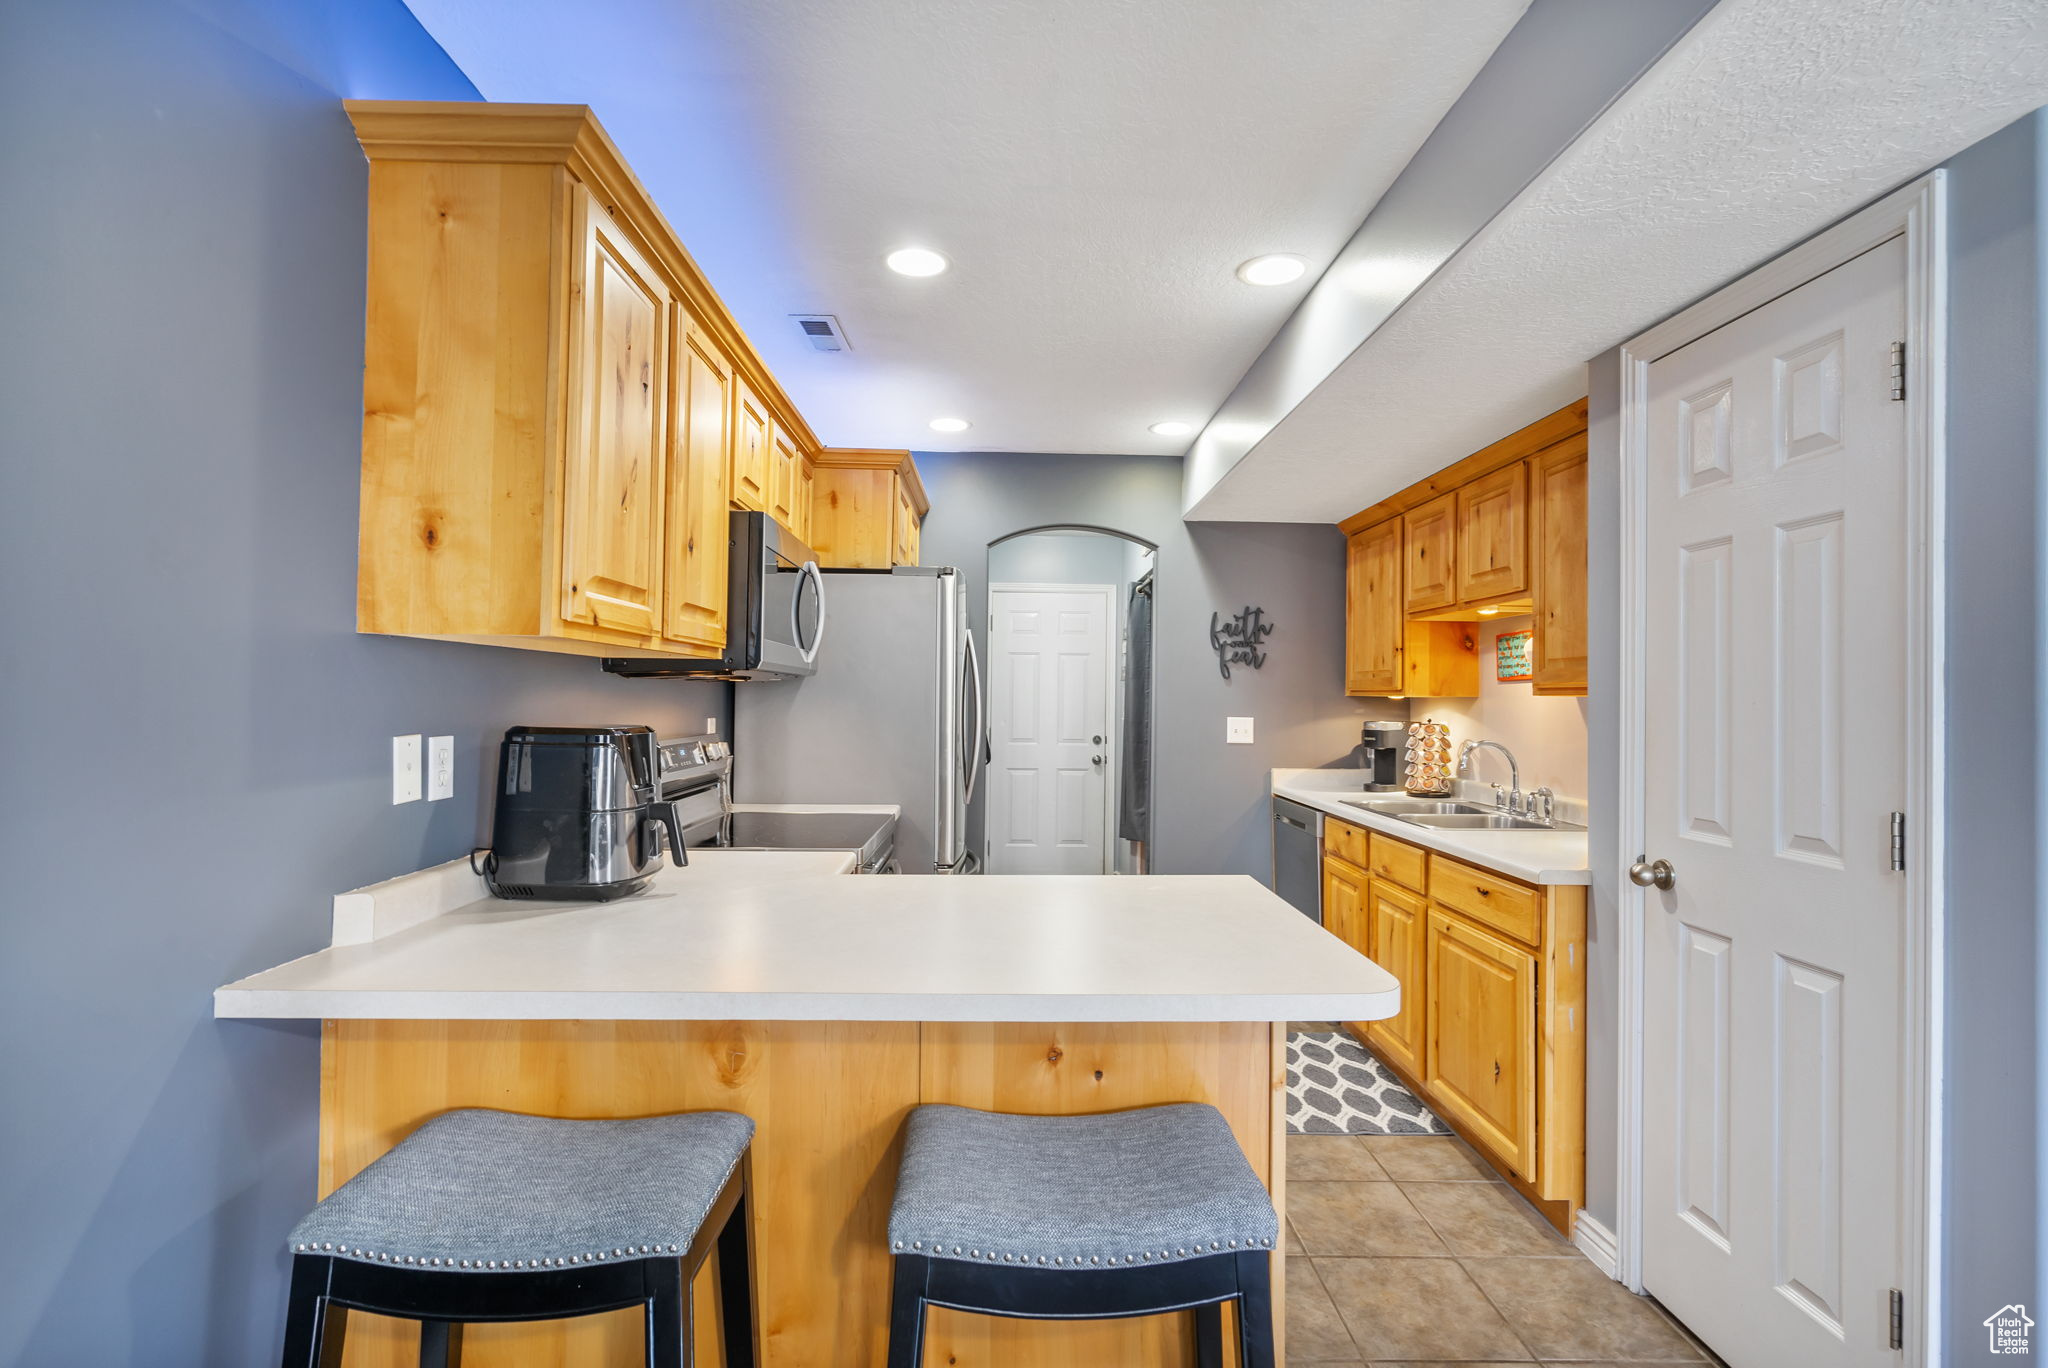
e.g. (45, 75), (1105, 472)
(214, 849), (1400, 1023)
(1272, 769), (1591, 886)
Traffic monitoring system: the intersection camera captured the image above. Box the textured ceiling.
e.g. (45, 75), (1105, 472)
(401, 0), (1527, 455)
(1188, 0), (2048, 521)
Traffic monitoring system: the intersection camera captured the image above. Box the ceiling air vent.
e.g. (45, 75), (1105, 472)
(791, 314), (850, 352)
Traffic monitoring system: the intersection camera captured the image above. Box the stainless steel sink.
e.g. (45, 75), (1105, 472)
(1398, 812), (1559, 831)
(1341, 798), (1496, 816)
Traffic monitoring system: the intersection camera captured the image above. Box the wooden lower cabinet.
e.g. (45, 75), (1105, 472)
(1424, 907), (1538, 1180)
(1361, 879), (1425, 1079)
(1319, 826), (1584, 1221)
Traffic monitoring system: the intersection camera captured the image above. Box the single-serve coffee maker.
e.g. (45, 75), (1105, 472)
(1360, 720), (1407, 792)
(479, 724), (687, 900)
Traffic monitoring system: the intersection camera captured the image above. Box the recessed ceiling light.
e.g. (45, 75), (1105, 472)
(886, 247), (949, 277)
(928, 417), (970, 433)
(1149, 420), (1194, 437)
(1235, 253), (1307, 286)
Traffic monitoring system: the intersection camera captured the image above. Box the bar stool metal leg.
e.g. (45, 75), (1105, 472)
(416, 1319), (461, 1368)
(716, 1168), (761, 1368)
(885, 1253), (930, 1368)
(644, 1257), (691, 1367)
(1233, 1250), (1275, 1368)
(1193, 1301), (1225, 1368)
(279, 1255), (347, 1368)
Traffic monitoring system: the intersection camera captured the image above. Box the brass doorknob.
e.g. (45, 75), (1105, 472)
(1629, 858), (1676, 892)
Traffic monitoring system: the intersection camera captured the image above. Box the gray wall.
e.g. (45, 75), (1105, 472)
(987, 531), (1140, 589)
(0, 2), (727, 1361)
(914, 451), (1368, 876)
(1580, 111), (2048, 1358)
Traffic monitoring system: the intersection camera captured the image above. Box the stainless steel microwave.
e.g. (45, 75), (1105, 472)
(602, 512), (825, 681)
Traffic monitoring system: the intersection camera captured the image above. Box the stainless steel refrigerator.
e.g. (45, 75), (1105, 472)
(733, 567), (987, 873)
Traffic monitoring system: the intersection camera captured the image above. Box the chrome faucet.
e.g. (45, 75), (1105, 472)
(1458, 739), (1521, 815)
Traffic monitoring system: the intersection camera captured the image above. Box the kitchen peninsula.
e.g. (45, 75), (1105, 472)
(217, 853), (1397, 1367)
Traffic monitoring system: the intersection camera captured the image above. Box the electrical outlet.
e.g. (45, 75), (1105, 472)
(705, 717), (718, 735)
(392, 734), (422, 804)
(1226, 716), (1254, 745)
(427, 735), (455, 801)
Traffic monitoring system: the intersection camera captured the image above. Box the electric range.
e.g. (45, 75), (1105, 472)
(657, 736), (899, 874)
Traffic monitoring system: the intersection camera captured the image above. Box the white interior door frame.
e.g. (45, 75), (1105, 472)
(987, 581), (1120, 873)
(1615, 172), (1946, 1363)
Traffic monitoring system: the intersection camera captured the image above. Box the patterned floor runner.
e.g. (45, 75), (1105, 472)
(1286, 1030), (1451, 1136)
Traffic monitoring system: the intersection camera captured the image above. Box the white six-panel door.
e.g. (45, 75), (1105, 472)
(1640, 238), (1908, 1366)
(987, 584), (1115, 874)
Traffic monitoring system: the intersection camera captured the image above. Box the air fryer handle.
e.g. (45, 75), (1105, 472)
(650, 800), (689, 869)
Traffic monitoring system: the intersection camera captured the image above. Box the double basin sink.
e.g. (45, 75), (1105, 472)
(1339, 796), (1582, 833)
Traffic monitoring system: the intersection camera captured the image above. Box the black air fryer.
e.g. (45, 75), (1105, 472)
(479, 725), (686, 901)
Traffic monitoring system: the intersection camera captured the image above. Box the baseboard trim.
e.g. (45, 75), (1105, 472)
(1574, 1210), (1619, 1278)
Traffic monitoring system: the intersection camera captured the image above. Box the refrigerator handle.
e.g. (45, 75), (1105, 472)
(962, 628), (986, 804)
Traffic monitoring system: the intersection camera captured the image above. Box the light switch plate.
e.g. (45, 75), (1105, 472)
(1226, 716), (1254, 744)
(427, 735), (455, 801)
(705, 717), (718, 735)
(392, 734), (422, 804)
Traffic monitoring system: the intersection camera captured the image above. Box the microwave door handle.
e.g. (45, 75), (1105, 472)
(793, 561), (826, 664)
(962, 628), (986, 804)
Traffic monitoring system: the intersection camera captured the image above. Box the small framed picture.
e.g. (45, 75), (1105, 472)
(1496, 629), (1533, 682)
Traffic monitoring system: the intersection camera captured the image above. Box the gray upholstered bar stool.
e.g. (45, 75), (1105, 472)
(884, 1103), (1278, 1368)
(279, 1109), (759, 1368)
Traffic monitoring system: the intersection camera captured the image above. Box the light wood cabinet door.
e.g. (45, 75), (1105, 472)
(1362, 878), (1426, 1078)
(1321, 854), (1369, 956)
(1425, 908), (1538, 1179)
(1530, 438), (1589, 694)
(892, 477), (918, 566)
(663, 322), (732, 650)
(731, 381), (770, 513)
(1403, 493), (1457, 613)
(1346, 519), (1404, 694)
(769, 426), (800, 529)
(560, 189), (670, 637)
(796, 460), (816, 544)
(1455, 460), (1529, 604)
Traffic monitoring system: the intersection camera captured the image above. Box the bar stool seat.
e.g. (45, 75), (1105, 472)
(280, 1108), (759, 1367)
(885, 1103), (1278, 1367)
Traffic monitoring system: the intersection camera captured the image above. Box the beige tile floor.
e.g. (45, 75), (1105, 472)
(1283, 1131), (1724, 1366)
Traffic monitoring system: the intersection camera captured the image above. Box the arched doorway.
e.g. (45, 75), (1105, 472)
(982, 526), (1156, 874)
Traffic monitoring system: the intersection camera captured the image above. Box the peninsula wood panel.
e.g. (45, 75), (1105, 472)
(1529, 436), (1590, 695)
(1345, 520), (1403, 694)
(1453, 460), (1529, 605)
(318, 1019), (1283, 1368)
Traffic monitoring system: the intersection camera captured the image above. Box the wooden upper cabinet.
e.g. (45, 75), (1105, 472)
(559, 188), (670, 638)
(664, 322), (733, 651)
(1346, 520), (1404, 695)
(1403, 493), (1457, 613)
(795, 460), (816, 545)
(1454, 460), (1529, 604)
(769, 427), (800, 530)
(1530, 437), (1589, 695)
(1363, 876), (1426, 1079)
(891, 478), (918, 566)
(732, 382), (771, 514)
(1425, 907), (1538, 1180)
(346, 102), (857, 662)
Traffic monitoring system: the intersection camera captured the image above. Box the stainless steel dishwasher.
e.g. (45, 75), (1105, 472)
(1271, 797), (1324, 923)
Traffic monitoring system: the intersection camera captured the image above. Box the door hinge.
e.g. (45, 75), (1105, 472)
(1890, 812), (1906, 872)
(1888, 1287), (1904, 1350)
(1889, 341), (1906, 401)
